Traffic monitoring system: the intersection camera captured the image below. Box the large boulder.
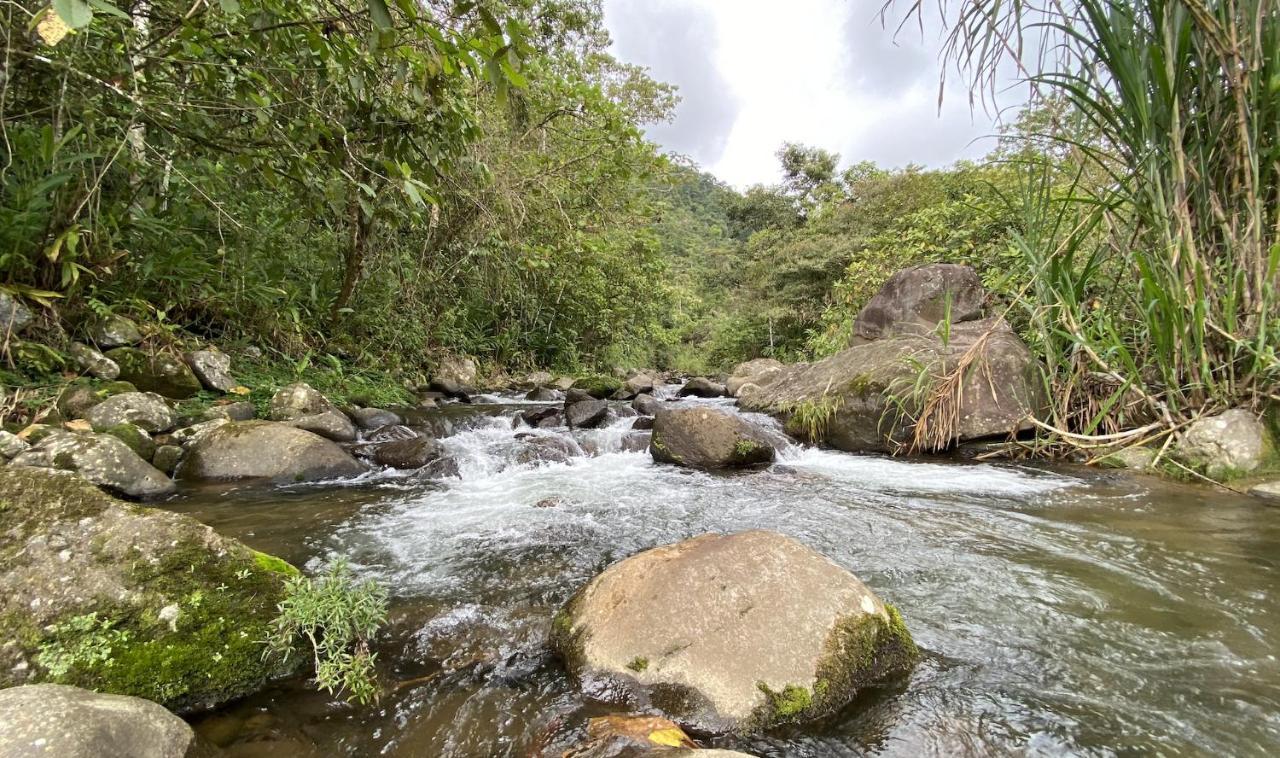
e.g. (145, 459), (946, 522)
(106, 348), (202, 399)
(0, 468), (297, 712)
(551, 531), (918, 733)
(87, 314), (143, 348)
(268, 382), (332, 420)
(350, 406), (402, 430)
(678, 377), (729, 398)
(726, 359), (784, 398)
(68, 342), (120, 380)
(434, 354), (478, 387)
(573, 375), (624, 400)
(184, 348), (237, 392)
(83, 391), (174, 434)
(1175, 408), (1275, 480)
(0, 291), (33, 334)
(284, 409), (357, 442)
(566, 398), (609, 429)
(371, 435), (443, 469)
(0, 684), (194, 758)
(632, 393), (663, 416)
(10, 431), (174, 499)
(650, 407), (774, 469)
(741, 319), (1044, 453)
(853, 263), (985, 342)
(178, 421), (366, 483)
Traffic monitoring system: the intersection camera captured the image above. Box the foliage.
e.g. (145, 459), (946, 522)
(36, 612), (130, 679)
(266, 559), (389, 705)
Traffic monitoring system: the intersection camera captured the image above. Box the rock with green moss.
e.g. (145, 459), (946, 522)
(106, 348), (202, 399)
(1174, 408), (1276, 481)
(650, 407), (775, 470)
(84, 391), (174, 433)
(9, 430), (174, 499)
(68, 342), (121, 381)
(87, 314), (143, 348)
(0, 467), (298, 712)
(101, 423), (157, 462)
(572, 375), (624, 399)
(550, 530), (918, 734)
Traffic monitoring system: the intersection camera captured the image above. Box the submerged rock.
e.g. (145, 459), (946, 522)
(741, 319), (1043, 453)
(0, 467), (296, 712)
(84, 391), (174, 434)
(184, 348), (237, 392)
(107, 348), (202, 399)
(650, 407), (774, 469)
(0, 684), (195, 758)
(551, 530), (918, 733)
(11, 431), (174, 499)
(178, 421), (366, 483)
(1175, 408), (1274, 480)
(853, 263), (985, 342)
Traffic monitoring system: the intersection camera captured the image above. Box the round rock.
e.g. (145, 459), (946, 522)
(178, 421), (366, 483)
(0, 684), (195, 758)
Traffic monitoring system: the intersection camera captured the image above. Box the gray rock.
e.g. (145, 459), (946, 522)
(1249, 480), (1280, 502)
(84, 392), (174, 433)
(566, 399), (609, 429)
(284, 409), (357, 442)
(152, 444), (183, 475)
(169, 417), (230, 448)
(553, 376), (576, 391)
(522, 370), (555, 388)
(184, 348), (237, 392)
(16, 431), (174, 499)
(0, 430), (30, 459)
(620, 372), (656, 399)
(106, 348), (201, 399)
(0, 292), (33, 335)
(202, 400), (256, 422)
(434, 354), (478, 387)
(631, 393), (662, 416)
(1175, 409), (1273, 480)
(351, 407), (401, 430)
(678, 377), (728, 398)
(87, 314), (142, 348)
(515, 435), (578, 466)
(0, 468), (296, 711)
(372, 436), (443, 469)
(0, 684), (194, 758)
(631, 416), (654, 431)
(68, 342), (120, 380)
(853, 263), (985, 342)
(178, 421), (366, 483)
(268, 382), (333, 420)
(521, 406), (561, 428)
(551, 531), (918, 733)
(726, 358), (785, 398)
(100, 423), (156, 462)
(57, 383), (105, 420)
(525, 386), (561, 402)
(650, 407), (774, 469)
(741, 318), (1044, 453)
(1101, 446), (1157, 471)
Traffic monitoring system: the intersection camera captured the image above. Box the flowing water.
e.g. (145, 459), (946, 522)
(167, 392), (1280, 757)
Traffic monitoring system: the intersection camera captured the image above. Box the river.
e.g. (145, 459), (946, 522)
(165, 390), (1280, 757)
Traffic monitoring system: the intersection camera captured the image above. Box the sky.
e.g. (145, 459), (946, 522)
(602, 0), (1026, 188)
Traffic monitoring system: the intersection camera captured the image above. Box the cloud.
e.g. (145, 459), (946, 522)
(841, 5), (933, 96)
(603, 0), (740, 167)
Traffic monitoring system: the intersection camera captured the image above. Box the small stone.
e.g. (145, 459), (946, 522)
(202, 401), (256, 422)
(68, 342), (119, 380)
(350, 407), (401, 430)
(184, 348), (237, 392)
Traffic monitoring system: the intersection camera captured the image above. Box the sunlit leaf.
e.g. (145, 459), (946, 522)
(52, 0), (93, 28)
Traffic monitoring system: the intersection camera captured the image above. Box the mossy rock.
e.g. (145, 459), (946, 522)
(102, 423), (157, 462)
(0, 467), (297, 712)
(572, 375), (624, 399)
(105, 348), (201, 400)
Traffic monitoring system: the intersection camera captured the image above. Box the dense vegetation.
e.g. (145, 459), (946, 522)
(4, 0), (1278, 447)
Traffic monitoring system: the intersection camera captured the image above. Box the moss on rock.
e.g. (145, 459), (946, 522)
(0, 467), (297, 712)
(572, 375), (624, 399)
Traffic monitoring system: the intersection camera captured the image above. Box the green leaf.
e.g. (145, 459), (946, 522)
(368, 0), (393, 30)
(218, 0), (241, 14)
(86, 0), (130, 21)
(477, 7), (503, 37)
(53, 0), (93, 29)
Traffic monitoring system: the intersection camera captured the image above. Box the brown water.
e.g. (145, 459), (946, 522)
(166, 399), (1280, 757)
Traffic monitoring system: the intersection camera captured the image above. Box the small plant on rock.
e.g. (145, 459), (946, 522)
(266, 559), (388, 705)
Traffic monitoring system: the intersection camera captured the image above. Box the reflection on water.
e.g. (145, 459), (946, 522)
(171, 398), (1280, 757)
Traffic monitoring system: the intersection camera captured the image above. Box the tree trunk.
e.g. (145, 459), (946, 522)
(331, 186), (374, 326)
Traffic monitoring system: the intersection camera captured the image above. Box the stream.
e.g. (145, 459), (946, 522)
(165, 390), (1280, 757)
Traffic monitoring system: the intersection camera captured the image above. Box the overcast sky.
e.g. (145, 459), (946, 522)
(602, 0), (1025, 188)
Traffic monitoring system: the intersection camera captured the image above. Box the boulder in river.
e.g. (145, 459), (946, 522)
(566, 398), (609, 429)
(853, 263), (985, 342)
(68, 342), (120, 380)
(678, 377), (729, 398)
(0, 467), (297, 712)
(632, 393), (663, 416)
(9, 430), (174, 499)
(0, 684), (196, 758)
(106, 348), (202, 399)
(526, 386), (561, 402)
(184, 347), (237, 392)
(351, 406), (402, 430)
(650, 407), (774, 469)
(726, 359), (784, 398)
(178, 421), (366, 483)
(84, 391), (174, 434)
(741, 318), (1044, 453)
(1174, 408), (1275, 480)
(572, 375), (624, 399)
(521, 406), (562, 428)
(372, 435), (443, 469)
(284, 409), (357, 442)
(551, 530), (918, 733)
(87, 314), (142, 348)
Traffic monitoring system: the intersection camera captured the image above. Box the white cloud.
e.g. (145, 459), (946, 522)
(604, 0), (1025, 188)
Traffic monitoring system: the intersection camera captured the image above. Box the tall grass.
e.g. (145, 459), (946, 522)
(895, 0), (1280, 436)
